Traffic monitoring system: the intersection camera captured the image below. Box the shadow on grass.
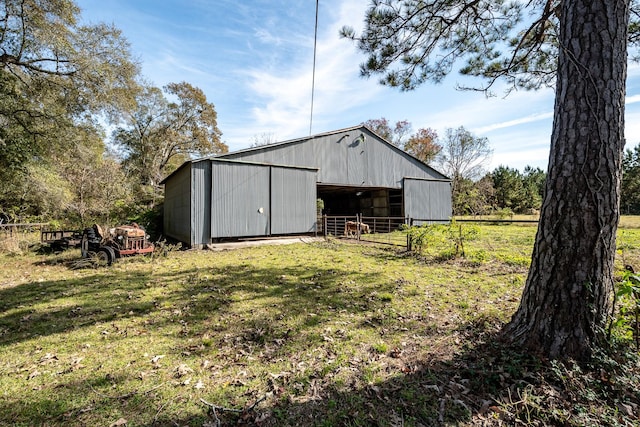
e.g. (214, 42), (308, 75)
(0, 268), (157, 347)
(147, 330), (543, 427)
(0, 251), (402, 348)
(5, 329), (540, 426)
(3, 246), (635, 426)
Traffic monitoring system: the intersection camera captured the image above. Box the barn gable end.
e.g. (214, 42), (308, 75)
(218, 126), (447, 188)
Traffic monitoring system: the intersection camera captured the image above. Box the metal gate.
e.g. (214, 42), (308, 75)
(322, 215), (410, 246)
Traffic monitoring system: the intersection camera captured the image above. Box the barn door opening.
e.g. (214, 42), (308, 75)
(317, 185), (396, 217)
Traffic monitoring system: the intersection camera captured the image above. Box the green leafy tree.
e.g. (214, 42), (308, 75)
(491, 165), (546, 214)
(473, 175), (496, 216)
(622, 144), (640, 214)
(491, 166), (525, 212)
(0, 0), (139, 220)
(0, 0), (139, 142)
(113, 82), (227, 197)
(345, 0), (635, 359)
(56, 127), (131, 226)
(522, 166), (546, 212)
(451, 177), (478, 216)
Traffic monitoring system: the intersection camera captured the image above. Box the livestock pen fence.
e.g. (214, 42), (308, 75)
(321, 215), (540, 249)
(322, 215), (444, 247)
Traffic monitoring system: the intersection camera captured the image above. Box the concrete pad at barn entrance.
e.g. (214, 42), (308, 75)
(205, 236), (323, 251)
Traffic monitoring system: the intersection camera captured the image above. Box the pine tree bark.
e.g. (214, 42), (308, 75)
(503, 0), (630, 360)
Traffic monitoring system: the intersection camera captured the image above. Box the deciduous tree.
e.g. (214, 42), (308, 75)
(250, 132), (277, 148)
(404, 127), (441, 164)
(434, 127), (492, 215)
(113, 82), (227, 194)
(0, 0), (139, 220)
(436, 126), (492, 184)
(56, 127), (131, 226)
(363, 118), (440, 164)
(363, 117), (411, 147)
(344, 0), (634, 359)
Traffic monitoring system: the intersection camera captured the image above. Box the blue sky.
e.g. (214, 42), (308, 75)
(76, 0), (640, 172)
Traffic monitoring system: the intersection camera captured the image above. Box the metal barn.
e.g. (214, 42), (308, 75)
(162, 125), (451, 247)
(162, 158), (318, 247)
(218, 126), (451, 220)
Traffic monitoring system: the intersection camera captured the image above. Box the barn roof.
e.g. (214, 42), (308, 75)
(161, 125), (449, 185)
(217, 125), (449, 180)
(218, 125), (367, 158)
(159, 155), (318, 185)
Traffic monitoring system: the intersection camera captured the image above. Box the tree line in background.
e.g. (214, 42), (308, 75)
(0, 0), (226, 230)
(366, 117), (640, 217)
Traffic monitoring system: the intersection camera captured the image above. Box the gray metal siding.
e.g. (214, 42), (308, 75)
(163, 163), (192, 244)
(403, 178), (452, 221)
(271, 167), (317, 234)
(221, 128), (446, 188)
(191, 161), (211, 246)
(211, 162), (271, 238)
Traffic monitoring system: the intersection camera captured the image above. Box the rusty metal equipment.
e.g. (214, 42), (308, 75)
(80, 223), (154, 265)
(42, 223), (155, 266)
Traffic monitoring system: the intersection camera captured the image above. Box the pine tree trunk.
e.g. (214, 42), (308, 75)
(503, 0), (630, 360)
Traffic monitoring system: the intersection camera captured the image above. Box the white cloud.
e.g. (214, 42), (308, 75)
(234, 0), (380, 145)
(474, 111), (553, 134)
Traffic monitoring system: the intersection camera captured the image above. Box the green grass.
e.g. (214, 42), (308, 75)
(1, 224), (639, 426)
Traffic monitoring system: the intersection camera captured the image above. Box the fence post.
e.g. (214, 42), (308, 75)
(323, 215), (327, 237)
(406, 218), (413, 252)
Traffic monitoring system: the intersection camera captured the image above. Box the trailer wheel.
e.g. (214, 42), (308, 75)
(95, 247), (114, 266)
(102, 246), (117, 264)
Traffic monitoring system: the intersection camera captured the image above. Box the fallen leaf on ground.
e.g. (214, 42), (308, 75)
(109, 418), (127, 427)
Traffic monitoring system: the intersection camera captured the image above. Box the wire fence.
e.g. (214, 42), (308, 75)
(322, 215), (540, 249)
(322, 215), (411, 247)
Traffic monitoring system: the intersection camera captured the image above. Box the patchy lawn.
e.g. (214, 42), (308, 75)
(0, 224), (639, 426)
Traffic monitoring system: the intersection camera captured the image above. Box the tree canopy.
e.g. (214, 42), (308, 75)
(435, 126), (492, 182)
(0, 0), (140, 222)
(342, 0), (640, 93)
(404, 127), (441, 163)
(362, 118), (411, 147)
(113, 82), (227, 192)
(0, 1), (223, 227)
(622, 143), (640, 214)
(363, 117), (441, 163)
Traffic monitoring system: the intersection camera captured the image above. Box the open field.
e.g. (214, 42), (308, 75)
(1, 224), (640, 426)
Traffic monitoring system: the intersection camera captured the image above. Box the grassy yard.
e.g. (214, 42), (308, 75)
(1, 223), (639, 426)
